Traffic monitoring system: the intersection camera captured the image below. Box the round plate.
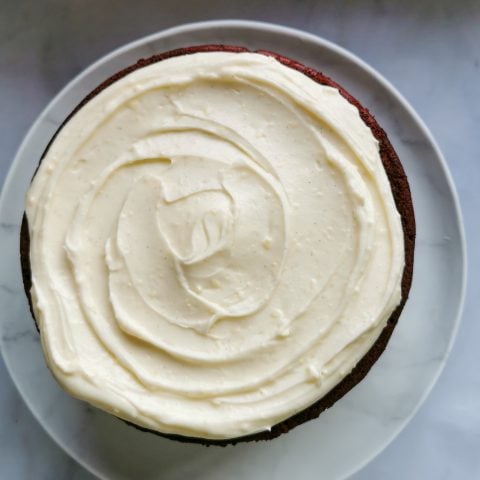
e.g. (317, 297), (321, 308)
(0, 20), (466, 480)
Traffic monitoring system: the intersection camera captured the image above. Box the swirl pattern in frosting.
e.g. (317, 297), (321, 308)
(26, 51), (404, 439)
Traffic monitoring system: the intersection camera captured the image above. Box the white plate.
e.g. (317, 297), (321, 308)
(0, 20), (466, 480)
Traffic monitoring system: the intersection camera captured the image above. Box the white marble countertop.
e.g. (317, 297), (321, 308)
(1, 1), (478, 478)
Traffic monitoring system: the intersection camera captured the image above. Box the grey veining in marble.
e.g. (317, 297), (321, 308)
(1, 1), (479, 479)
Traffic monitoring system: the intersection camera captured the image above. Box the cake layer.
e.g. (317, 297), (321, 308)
(22, 46), (415, 442)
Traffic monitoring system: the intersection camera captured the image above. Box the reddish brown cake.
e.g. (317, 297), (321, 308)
(21, 45), (415, 445)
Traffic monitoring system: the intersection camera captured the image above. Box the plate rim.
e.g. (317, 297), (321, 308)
(0, 19), (467, 480)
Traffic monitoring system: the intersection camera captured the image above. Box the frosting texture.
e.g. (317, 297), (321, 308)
(26, 52), (404, 439)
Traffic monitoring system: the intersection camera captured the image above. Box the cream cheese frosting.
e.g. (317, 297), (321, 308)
(25, 51), (405, 440)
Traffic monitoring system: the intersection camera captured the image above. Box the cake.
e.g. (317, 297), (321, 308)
(20, 45), (415, 445)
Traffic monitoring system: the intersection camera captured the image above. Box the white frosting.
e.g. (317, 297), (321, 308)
(26, 52), (405, 439)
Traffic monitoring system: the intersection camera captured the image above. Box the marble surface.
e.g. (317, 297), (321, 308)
(0, 1), (478, 479)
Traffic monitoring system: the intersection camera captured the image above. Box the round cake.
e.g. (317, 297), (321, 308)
(20, 45), (415, 445)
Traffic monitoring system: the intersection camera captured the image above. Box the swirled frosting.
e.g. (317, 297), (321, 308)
(26, 51), (404, 439)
